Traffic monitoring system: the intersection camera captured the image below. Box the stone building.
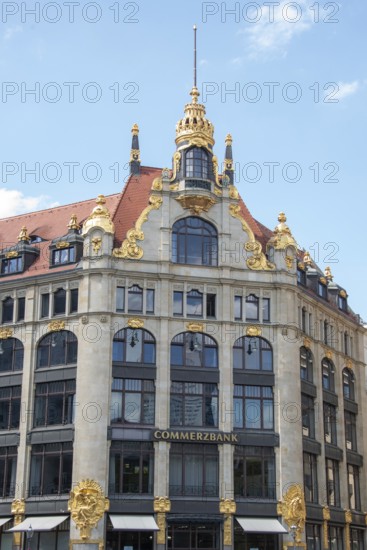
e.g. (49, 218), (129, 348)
(0, 78), (365, 550)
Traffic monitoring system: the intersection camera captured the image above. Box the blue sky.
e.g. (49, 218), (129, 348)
(0, 0), (366, 319)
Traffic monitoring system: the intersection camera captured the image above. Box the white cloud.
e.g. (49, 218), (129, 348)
(333, 81), (360, 101)
(0, 188), (59, 218)
(239, 0), (314, 60)
(3, 25), (22, 42)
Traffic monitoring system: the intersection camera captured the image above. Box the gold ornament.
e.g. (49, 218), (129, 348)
(11, 498), (25, 547)
(219, 499), (236, 546)
(228, 185), (239, 200)
(55, 241), (70, 249)
(154, 496), (171, 513)
(324, 348), (333, 360)
(48, 320), (66, 332)
(0, 327), (13, 339)
(127, 318), (144, 329)
(154, 497), (171, 545)
(152, 177), (163, 191)
(170, 151), (181, 183)
(91, 237), (102, 253)
(280, 485), (306, 544)
(68, 214), (80, 230)
(285, 255), (294, 269)
(325, 266), (333, 282)
(303, 251), (312, 267)
(113, 195), (163, 260)
(130, 148), (141, 163)
(175, 195), (216, 215)
(339, 290), (347, 298)
(323, 506), (330, 549)
(186, 322), (204, 332)
(131, 123), (139, 136)
(303, 337), (311, 349)
(345, 359), (353, 369)
(82, 195), (115, 235)
(5, 251), (19, 259)
(175, 86), (215, 147)
(68, 479), (109, 540)
(345, 510), (352, 550)
(18, 226), (30, 243)
(268, 212), (297, 250)
(246, 326), (262, 337)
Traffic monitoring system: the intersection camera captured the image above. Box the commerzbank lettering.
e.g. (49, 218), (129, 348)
(153, 430), (238, 443)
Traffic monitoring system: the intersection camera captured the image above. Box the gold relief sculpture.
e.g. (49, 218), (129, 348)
(130, 148), (141, 163)
(246, 326), (262, 337)
(268, 213), (297, 251)
(223, 515), (232, 546)
(325, 266), (333, 282)
(0, 327), (14, 339)
(298, 262), (305, 271)
(5, 251), (19, 259)
(48, 320), (66, 332)
(175, 195), (216, 215)
(112, 195), (163, 260)
(212, 156), (220, 186)
(219, 498), (236, 515)
(152, 177), (163, 191)
(170, 151), (181, 183)
(345, 510), (352, 550)
(56, 241), (70, 249)
(281, 485), (306, 544)
(303, 337), (311, 349)
(127, 318), (144, 329)
(228, 185), (239, 200)
(68, 213), (80, 230)
(229, 204), (275, 271)
(82, 195), (115, 236)
(68, 479), (109, 540)
(303, 251), (312, 267)
(170, 183), (179, 191)
(319, 277), (327, 285)
(18, 226), (30, 243)
(154, 497), (171, 545)
(11, 498), (25, 547)
(220, 499), (236, 546)
(214, 187), (222, 197)
(91, 237), (102, 253)
(324, 348), (333, 360)
(339, 290), (347, 298)
(154, 496), (171, 513)
(186, 322), (204, 332)
(285, 255), (294, 269)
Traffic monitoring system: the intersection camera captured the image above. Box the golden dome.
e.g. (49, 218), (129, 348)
(82, 195), (115, 235)
(175, 86), (215, 148)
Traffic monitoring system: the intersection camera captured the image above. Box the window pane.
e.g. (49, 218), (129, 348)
(116, 287), (125, 312)
(146, 289), (154, 313)
(173, 292), (183, 315)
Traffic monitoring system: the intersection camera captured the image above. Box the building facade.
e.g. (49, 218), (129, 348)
(0, 82), (366, 550)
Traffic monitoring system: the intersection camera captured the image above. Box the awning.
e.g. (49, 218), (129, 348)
(236, 518), (287, 534)
(0, 518), (11, 527)
(7, 516), (68, 532)
(110, 515), (159, 531)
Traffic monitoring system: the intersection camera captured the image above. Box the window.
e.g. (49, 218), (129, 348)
(70, 289), (78, 314)
(29, 442), (73, 496)
(297, 268), (307, 286)
(170, 332), (218, 368)
(1, 256), (23, 274)
(343, 369), (355, 400)
(303, 453), (318, 503)
(173, 290), (216, 318)
(168, 524), (219, 550)
(318, 281), (327, 299)
(234, 386), (274, 430)
(53, 288), (66, 315)
(170, 382), (218, 428)
(41, 293), (50, 318)
(36, 330), (77, 369)
(306, 524), (322, 550)
(52, 246), (75, 265)
(112, 329), (156, 364)
(126, 285), (155, 314)
(185, 147), (209, 179)
(111, 379), (155, 425)
(169, 443), (218, 497)
(2, 297), (14, 323)
(17, 297), (25, 321)
(345, 411), (357, 451)
(234, 446), (275, 499)
(351, 529), (364, 550)
(300, 347), (313, 382)
(302, 394), (315, 439)
(301, 307), (307, 332)
(328, 525), (344, 550)
(0, 386), (21, 430)
(109, 441), (154, 495)
(246, 294), (259, 320)
(107, 530), (154, 550)
(0, 446), (17, 497)
(116, 286), (125, 312)
(234, 296), (242, 320)
(347, 464), (361, 510)
(324, 403), (337, 445)
(0, 338), (24, 373)
(338, 295), (347, 312)
(325, 459), (340, 507)
(343, 332), (350, 356)
(233, 336), (273, 371)
(323, 321), (329, 345)
(172, 217), (218, 266)
(322, 359), (335, 392)
(23, 520), (69, 550)
(34, 381), (75, 427)
(234, 295), (270, 322)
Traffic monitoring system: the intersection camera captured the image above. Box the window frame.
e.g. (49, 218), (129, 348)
(2, 297), (14, 324)
(0, 386), (21, 431)
(169, 443), (219, 497)
(109, 441), (154, 496)
(36, 330), (78, 369)
(233, 445), (276, 499)
(233, 336), (273, 372)
(185, 147), (209, 179)
(52, 246), (75, 266)
(112, 328), (156, 365)
(0, 446), (17, 498)
(170, 332), (218, 369)
(111, 378), (155, 426)
(322, 358), (335, 392)
(234, 385), (274, 431)
(33, 380), (76, 428)
(170, 381), (218, 428)
(29, 442), (73, 496)
(300, 347), (313, 383)
(0, 337), (24, 373)
(172, 217), (218, 266)
(347, 464), (361, 511)
(302, 394), (316, 439)
(303, 453), (318, 503)
(325, 458), (340, 507)
(323, 403), (338, 445)
(344, 410), (357, 452)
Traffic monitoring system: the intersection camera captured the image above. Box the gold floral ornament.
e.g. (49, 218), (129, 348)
(113, 195), (163, 260)
(68, 479), (109, 540)
(11, 498), (25, 547)
(48, 320), (65, 332)
(268, 212), (297, 251)
(186, 322), (204, 332)
(279, 485), (306, 544)
(18, 226), (30, 243)
(82, 195), (115, 235)
(127, 318), (144, 329)
(246, 326), (262, 337)
(229, 204), (275, 271)
(0, 327), (13, 339)
(303, 251), (312, 268)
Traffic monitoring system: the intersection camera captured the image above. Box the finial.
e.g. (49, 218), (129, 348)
(324, 266), (333, 282)
(267, 212), (297, 250)
(96, 195), (106, 205)
(225, 134), (233, 145)
(303, 251), (312, 267)
(130, 124), (141, 175)
(278, 212), (287, 223)
(18, 226), (30, 243)
(131, 123), (139, 135)
(68, 213), (80, 231)
(193, 24), (197, 88)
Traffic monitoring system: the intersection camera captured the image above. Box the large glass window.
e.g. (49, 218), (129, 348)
(34, 381), (75, 427)
(328, 525), (344, 550)
(17, 296), (25, 321)
(170, 332), (218, 368)
(52, 246), (75, 265)
(185, 147), (209, 179)
(306, 524), (322, 550)
(169, 443), (218, 497)
(173, 290), (216, 318)
(170, 382), (218, 428)
(246, 294), (259, 321)
(53, 288), (66, 316)
(2, 297), (14, 323)
(107, 530), (153, 550)
(1, 256), (23, 275)
(233, 337), (273, 371)
(324, 403), (337, 445)
(345, 411), (357, 451)
(0, 386), (21, 430)
(300, 347), (313, 382)
(343, 369), (355, 400)
(37, 331), (77, 369)
(0, 337), (24, 373)
(347, 464), (361, 510)
(172, 217), (218, 266)
(234, 386), (274, 430)
(234, 528), (278, 550)
(302, 394), (315, 439)
(109, 441), (154, 495)
(168, 524), (219, 550)
(325, 459), (340, 507)
(0, 446), (17, 497)
(111, 379), (155, 425)
(29, 442), (73, 496)
(112, 329), (156, 364)
(322, 359), (335, 392)
(234, 295), (270, 322)
(234, 446), (275, 499)
(303, 453), (318, 503)
(351, 529), (364, 550)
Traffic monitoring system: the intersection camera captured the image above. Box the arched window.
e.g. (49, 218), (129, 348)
(185, 147), (209, 179)
(343, 368), (355, 400)
(322, 358), (335, 392)
(112, 329), (155, 364)
(245, 294), (259, 321)
(170, 332), (218, 368)
(0, 338), (24, 373)
(172, 217), (218, 266)
(233, 337), (273, 371)
(300, 347), (313, 382)
(37, 331), (77, 369)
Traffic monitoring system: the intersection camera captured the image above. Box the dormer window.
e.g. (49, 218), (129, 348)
(318, 280), (327, 299)
(185, 148), (209, 179)
(1, 255), (23, 275)
(52, 246), (76, 266)
(338, 294), (347, 312)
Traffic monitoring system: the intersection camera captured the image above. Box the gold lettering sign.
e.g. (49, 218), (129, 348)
(153, 430), (238, 443)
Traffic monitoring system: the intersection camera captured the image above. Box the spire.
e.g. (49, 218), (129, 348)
(193, 24), (197, 88)
(130, 123), (141, 175)
(224, 134), (234, 185)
